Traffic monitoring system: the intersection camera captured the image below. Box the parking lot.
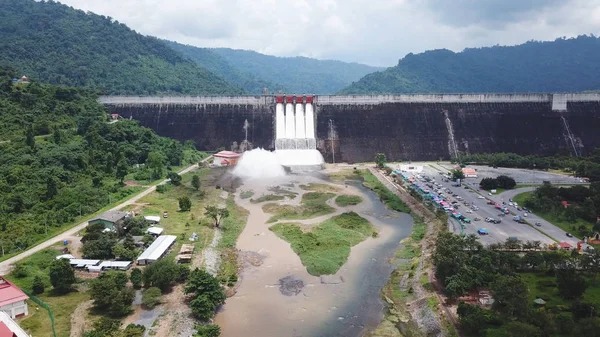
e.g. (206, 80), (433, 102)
(437, 163), (585, 185)
(392, 162), (572, 246)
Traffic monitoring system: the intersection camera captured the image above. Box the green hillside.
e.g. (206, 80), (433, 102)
(165, 40), (280, 95)
(0, 66), (205, 257)
(212, 48), (382, 94)
(340, 36), (600, 94)
(0, 0), (241, 95)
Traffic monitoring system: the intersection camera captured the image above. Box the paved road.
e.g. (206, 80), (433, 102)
(488, 188), (580, 246)
(0, 159), (209, 275)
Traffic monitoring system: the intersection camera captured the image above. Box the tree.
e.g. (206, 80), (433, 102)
(556, 268), (587, 299)
(89, 271), (134, 317)
(480, 177), (498, 190)
(45, 177), (58, 200)
(450, 169), (465, 181)
(130, 268), (143, 289)
(490, 275), (529, 318)
(185, 268), (226, 321)
(572, 301), (596, 320)
(374, 153), (386, 169)
(191, 175), (201, 191)
(496, 175), (516, 189)
(112, 243), (137, 261)
(32, 276), (45, 295)
(204, 205), (229, 228)
(116, 159), (128, 183)
(147, 151), (166, 180)
(83, 236), (117, 259)
(25, 126), (35, 149)
(49, 258), (75, 294)
(142, 258), (178, 291)
(194, 324), (221, 337)
(168, 172), (182, 186)
(179, 196), (192, 211)
(142, 287), (162, 309)
(457, 302), (489, 335)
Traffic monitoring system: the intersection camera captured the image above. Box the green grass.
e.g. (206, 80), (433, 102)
(219, 197), (250, 249)
(359, 170), (410, 213)
(514, 191), (593, 236)
(335, 195), (363, 207)
(250, 194), (286, 203)
(328, 169), (363, 181)
(263, 192), (336, 223)
(240, 190), (254, 199)
(520, 272), (600, 311)
(269, 212), (376, 275)
(299, 183), (341, 193)
(7, 249), (87, 337)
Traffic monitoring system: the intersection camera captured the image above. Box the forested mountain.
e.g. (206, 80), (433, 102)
(0, 67), (202, 255)
(165, 41), (280, 95)
(211, 48), (383, 94)
(0, 0), (241, 95)
(340, 36), (600, 94)
(167, 41), (382, 94)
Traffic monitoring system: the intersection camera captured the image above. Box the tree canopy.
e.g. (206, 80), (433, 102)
(340, 35), (600, 94)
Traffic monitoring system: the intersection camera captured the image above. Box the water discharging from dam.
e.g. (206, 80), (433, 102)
(275, 96), (323, 168)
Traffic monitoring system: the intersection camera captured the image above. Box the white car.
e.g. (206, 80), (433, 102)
(508, 202), (514, 206)
(523, 213), (529, 217)
(466, 210), (473, 213)
(478, 196), (485, 199)
(488, 193), (492, 196)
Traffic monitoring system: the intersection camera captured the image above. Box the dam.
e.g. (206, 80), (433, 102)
(100, 93), (600, 163)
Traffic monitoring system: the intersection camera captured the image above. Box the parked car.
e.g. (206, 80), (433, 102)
(474, 217), (481, 221)
(566, 232), (573, 237)
(478, 196), (485, 199)
(517, 207), (522, 211)
(523, 213), (529, 217)
(535, 222), (541, 227)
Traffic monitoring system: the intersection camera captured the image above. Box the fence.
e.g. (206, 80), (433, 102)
(21, 289), (56, 337)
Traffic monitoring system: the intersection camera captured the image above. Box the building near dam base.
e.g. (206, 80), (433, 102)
(0, 277), (28, 319)
(213, 151), (241, 166)
(99, 93), (600, 164)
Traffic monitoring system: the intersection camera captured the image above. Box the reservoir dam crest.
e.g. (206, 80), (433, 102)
(100, 93), (600, 163)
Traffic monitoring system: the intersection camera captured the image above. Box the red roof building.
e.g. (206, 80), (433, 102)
(558, 241), (573, 250)
(0, 311), (30, 337)
(212, 151), (241, 167)
(0, 278), (28, 319)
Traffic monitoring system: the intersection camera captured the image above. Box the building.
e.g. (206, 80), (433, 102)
(146, 227), (164, 236)
(144, 215), (160, 224)
(462, 168), (478, 178)
(212, 151), (241, 167)
(67, 259), (101, 269)
(0, 278), (28, 319)
(0, 311), (30, 337)
(88, 261), (132, 272)
(88, 210), (129, 231)
(136, 235), (177, 265)
(559, 241), (573, 250)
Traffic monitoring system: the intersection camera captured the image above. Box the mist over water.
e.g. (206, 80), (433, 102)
(231, 148), (286, 179)
(276, 149), (324, 166)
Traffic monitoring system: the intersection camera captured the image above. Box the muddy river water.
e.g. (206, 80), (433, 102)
(214, 173), (414, 337)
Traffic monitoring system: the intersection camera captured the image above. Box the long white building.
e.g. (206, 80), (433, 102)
(137, 235), (177, 265)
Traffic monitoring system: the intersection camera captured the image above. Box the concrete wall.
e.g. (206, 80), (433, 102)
(100, 94), (600, 163)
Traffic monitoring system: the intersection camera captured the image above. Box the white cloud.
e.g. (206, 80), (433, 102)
(56, 0), (600, 66)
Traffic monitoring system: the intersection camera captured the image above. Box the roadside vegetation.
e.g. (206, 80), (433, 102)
(360, 170), (411, 213)
(263, 192), (336, 223)
(270, 212), (376, 275)
(455, 150), (600, 182)
(435, 232), (600, 336)
(515, 182), (600, 238)
(335, 195), (363, 207)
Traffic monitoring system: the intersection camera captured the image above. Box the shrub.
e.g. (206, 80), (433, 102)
(142, 287), (162, 309)
(32, 276), (45, 295)
(130, 268), (142, 289)
(49, 258), (75, 294)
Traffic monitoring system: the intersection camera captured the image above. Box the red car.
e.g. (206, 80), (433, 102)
(487, 200), (494, 205)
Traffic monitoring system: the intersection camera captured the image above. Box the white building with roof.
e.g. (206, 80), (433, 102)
(146, 227), (164, 236)
(0, 311), (30, 337)
(136, 235), (177, 265)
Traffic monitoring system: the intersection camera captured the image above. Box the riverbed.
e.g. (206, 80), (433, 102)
(214, 173), (414, 337)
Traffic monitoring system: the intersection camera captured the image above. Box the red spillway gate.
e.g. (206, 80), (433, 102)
(306, 95), (313, 103)
(275, 95), (284, 103)
(286, 96), (294, 104)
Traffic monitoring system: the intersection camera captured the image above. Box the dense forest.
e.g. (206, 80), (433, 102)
(0, 67), (202, 256)
(0, 0), (242, 95)
(165, 40), (281, 95)
(206, 47), (382, 94)
(340, 36), (600, 94)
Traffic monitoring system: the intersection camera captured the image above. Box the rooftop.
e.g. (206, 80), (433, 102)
(0, 311), (30, 337)
(137, 235), (177, 262)
(90, 210), (128, 223)
(214, 151), (241, 158)
(0, 278), (28, 308)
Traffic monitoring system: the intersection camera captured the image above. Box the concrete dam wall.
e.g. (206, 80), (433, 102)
(100, 94), (600, 163)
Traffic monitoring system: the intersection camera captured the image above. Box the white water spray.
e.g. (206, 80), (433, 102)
(232, 148), (286, 180)
(295, 103), (305, 139)
(305, 103), (315, 139)
(285, 103), (295, 139)
(276, 103), (285, 139)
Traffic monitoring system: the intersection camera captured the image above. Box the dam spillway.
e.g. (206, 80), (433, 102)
(99, 93), (600, 163)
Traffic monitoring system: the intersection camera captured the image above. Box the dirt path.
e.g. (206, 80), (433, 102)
(0, 159), (211, 275)
(69, 300), (93, 337)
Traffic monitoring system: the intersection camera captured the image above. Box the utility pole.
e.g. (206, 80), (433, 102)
(329, 119), (335, 164)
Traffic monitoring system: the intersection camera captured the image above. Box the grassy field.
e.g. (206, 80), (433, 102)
(7, 249), (88, 337)
(513, 191), (593, 236)
(299, 183), (341, 193)
(250, 194), (286, 203)
(360, 170), (411, 213)
(328, 169), (363, 181)
(521, 272), (600, 310)
(240, 190), (254, 199)
(270, 212), (376, 275)
(335, 195), (363, 207)
(217, 196), (250, 285)
(263, 192), (336, 223)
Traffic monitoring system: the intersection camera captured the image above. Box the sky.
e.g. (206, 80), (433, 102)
(56, 0), (600, 67)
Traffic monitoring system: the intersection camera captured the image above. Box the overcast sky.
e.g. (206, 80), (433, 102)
(56, 0), (600, 67)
